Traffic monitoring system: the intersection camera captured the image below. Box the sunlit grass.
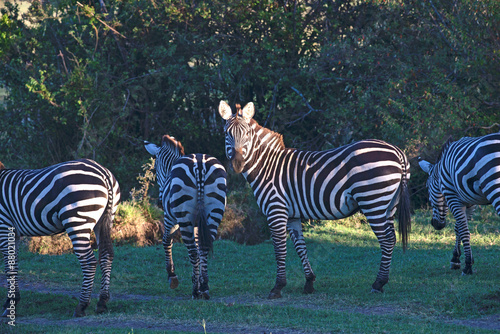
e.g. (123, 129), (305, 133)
(1, 207), (499, 333)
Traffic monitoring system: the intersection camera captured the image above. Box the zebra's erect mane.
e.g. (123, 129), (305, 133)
(161, 135), (185, 155)
(436, 136), (454, 163)
(0, 161), (4, 170)
(250, 119), (286, 150)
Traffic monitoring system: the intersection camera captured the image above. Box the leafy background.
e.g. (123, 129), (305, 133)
(0, 0), (499, 208)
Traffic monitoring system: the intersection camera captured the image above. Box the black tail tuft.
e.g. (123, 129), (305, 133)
(398, 176), (411, 252)
(96, 207), (115, 259)
(197, 202), (213, 254)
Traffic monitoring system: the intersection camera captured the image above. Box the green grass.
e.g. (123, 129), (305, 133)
(1, 207), (499, 333)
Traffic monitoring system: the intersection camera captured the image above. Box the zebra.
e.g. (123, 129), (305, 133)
(418, 133), (500, 275)
(144, 135), (227, 299)
(219, 101), (411, 297)
(0, 159), (120, 317)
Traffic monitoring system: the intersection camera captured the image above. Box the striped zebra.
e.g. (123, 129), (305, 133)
(219, 101), (411, 297)
(0, 159), (120, 317)
(144, 135), (227, 299)
(418, 133), (500, 275)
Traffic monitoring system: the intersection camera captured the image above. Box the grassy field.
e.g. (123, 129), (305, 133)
(0, 207), (499, 333)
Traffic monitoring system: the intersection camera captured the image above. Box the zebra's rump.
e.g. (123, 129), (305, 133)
(164, 154), (227, 221)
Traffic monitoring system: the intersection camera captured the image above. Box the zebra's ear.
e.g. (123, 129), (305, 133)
(144, 141), (159, 157)
(241, 102), (255, 123)
(418, 158), (433, 175)
(219, 101), (232, 120)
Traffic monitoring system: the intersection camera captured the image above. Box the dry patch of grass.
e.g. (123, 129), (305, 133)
(27, 201), (164, 255)
(217, 188), (269, 245)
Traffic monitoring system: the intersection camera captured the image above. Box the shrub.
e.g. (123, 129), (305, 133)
(218, 184), (270, 245)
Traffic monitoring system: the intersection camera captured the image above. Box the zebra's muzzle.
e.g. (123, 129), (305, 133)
(431, 218), (446, 230)
(232, 148), (245, 174)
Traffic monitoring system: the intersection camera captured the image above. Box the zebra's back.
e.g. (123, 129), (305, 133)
(0, 159), (119, 236)
(258, 139), (409, 220)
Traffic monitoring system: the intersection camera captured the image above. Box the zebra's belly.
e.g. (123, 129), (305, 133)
(453, 183), (491, 206)
(455, 192), (490, 206)
(14, 215), (65, 236)
(288, 194), (359, 220)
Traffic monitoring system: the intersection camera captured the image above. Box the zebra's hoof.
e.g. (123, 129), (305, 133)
(371, 280), (386, 293)
(303, 283), (315, 294)
(462, 267), (473, 275)
(303, 275), (316, 294)
(200, 290), (210, 300)
(95, 303), (108, 314)
(268, 291), (282, 299)
(73, 309), (86, 317)
(1, 308), (8, 318)
(169, 276), (179, 289)
(450, 262), (461, 270)
(73, 302), (89, 317)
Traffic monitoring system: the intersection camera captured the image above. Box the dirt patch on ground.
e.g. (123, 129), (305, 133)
(7, 317), (312, 334)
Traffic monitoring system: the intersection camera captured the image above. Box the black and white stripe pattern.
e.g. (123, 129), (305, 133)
(219, 101), (411, 297)
(0, 159), (120, 317)
(419, 133), (500, 275)
(145, 135), (227, 299)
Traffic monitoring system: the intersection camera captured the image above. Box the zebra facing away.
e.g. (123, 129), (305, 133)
(219, 101), (411, 298)
(418, 133), (500, 275)
(144, 135), (227, 299)
(0, 159), (120, 317)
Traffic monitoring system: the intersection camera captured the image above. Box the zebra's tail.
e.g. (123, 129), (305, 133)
(398, 170), (411, 252)
(96, 175), (116, 260)
(96, 207), (114, 259)
(196, 199), (213, 254)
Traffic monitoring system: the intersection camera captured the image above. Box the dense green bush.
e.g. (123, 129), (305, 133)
(0, 0), (498, 207)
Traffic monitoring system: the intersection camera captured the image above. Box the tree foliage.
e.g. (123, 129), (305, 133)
(0, 0), (498, 204)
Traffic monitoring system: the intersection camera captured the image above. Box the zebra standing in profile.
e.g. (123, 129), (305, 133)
(144, 135), (227, 299)
(0, 159), (120, 317)
(419, 133), (500, 275)
(219, 101), (411, 298)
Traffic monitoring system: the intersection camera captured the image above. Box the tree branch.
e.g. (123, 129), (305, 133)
(286, 86), (324, 126)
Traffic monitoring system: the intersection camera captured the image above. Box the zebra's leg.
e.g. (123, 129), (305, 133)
(69, 229), (98, 317)
(268, 216), (288, 299)
(185, 238), (201, 299)
(94, 220), (114, 314)
(448, 205), (474, 275)
(177, 219), (201, 299)
(450, 224), (462, 270)
(163, 224), (179, 289)
(450, 205), (475, 270)
(197, 208), (223, 300)
(287, 219), (315, 294)
(199, 247), (210, 300)
(1, 227), (20, 318)
(369, 219), (397, 293)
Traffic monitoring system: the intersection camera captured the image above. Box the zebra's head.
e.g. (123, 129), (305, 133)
(144, 135), (185, 207)
(218, 100), (255, 174)
(418, 158), (448, 230)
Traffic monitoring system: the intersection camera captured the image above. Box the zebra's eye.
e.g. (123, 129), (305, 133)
(226, 147), (234, 159)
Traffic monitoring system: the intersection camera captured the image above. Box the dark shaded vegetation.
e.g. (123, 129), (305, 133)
(0, 0), (498, 210)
